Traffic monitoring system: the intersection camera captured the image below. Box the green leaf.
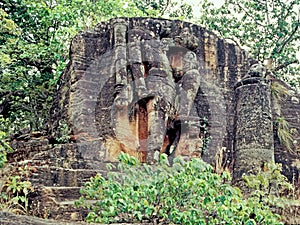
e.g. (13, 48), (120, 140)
(245, 219), (257, 225)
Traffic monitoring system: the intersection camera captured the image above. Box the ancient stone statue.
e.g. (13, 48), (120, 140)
(110, 21), (202, 163)
(50, 17), (299, 184)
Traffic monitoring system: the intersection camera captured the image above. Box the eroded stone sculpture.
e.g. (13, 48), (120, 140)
(49, 17), (300, 183)
(110, 20), (202, 163)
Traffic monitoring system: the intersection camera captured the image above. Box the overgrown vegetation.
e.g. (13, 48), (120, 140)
(55, 119), (72, 143)
(270, 81), (291, 102)
(197, 0), (300, 88)
(75, 153), (286, 224)
(276, 117), (297, 154)
(0, 164), (34, 215)
(0, 116), (13, 169)
(243, 162), (294, 201)
(199, 117), (211, 154)
(0, 117), (33, 215)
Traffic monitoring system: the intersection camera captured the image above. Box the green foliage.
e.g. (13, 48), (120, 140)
(199, 117), (211, 154)
(55, 120), (71, 143)
(0, 117), (13, 169)
(243, 162), (294, 207)
(271, 82), (291, 102)
(134, 0), (193, 19)
(276, 117), (297, 154)
(76, 153), (283, 224)
(0, 164), (34, 215)
(197, 0), (300, 88)
(0, 115), (33, 215)
(0, 131), (12, 169)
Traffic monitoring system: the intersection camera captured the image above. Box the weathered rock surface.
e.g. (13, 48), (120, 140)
(0, 211), (151, 225)
(51, 17), (251, 167)
(0, 211), (91, 225)
(49, 17), (300, 180)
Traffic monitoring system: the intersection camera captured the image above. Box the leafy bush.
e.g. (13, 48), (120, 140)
(243, 162), (294, 204)
(0, 131), (13, 169)
(0, 117), (13, 169)
(0, 164), (34, 214)
(55, 120), (72, 143)
(0, 118), (34, 215)
(76, 153), (283, 224)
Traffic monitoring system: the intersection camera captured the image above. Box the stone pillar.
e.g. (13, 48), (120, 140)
(234, 64), (274, 179)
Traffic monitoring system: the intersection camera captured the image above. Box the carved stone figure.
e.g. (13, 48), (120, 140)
(112, 19), (128, 97)
(110, 22), (202, 163)
(243, 63), (267, 79)
(50, 18), (299, 185)
(175, 27), (199, 50)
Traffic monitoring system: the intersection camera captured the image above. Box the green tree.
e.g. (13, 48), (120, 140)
(134, 0), (193, 19)
(0, 0), (193, 135)
(196, 0), (300, 88)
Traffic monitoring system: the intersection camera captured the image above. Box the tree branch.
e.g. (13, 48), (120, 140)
(276, 22), (299, 55)
(274, 59), (299, 71)
(236, 2), (265, 27)
(160, 0), (170, 16)
(265, 0), (270, 26)
(275, 0), (298, 47)
(283, 0), (297, 21)
(0, 91), (24, 99)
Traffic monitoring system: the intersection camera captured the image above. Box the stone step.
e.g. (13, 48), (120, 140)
(47, 201), (87, 221)
(0, 211), (153, 224)
(0, 211), (100, 225)
(41, 187), (82, 202)
(9, 141), (108, 170)
(30, 186), (98, 222)
(31, 144), (81, 161)
(29, 166), (102, 187)
(54, 200), (100, 221)
(58, 200), (97, 206)
(10, 158), (88, 170)
(30, 196), (88, 221)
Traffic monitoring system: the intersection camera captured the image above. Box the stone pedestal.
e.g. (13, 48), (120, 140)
(234, 76), (274, 179)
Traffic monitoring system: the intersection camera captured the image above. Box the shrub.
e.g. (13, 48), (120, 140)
(0, 116), (34, 214)
(0, 164), (34, 214)
(243, 162), (294, 204)
(76, 153), (283, 224)
(0, 117), (13, 169)
(0, 131), (13, 169)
